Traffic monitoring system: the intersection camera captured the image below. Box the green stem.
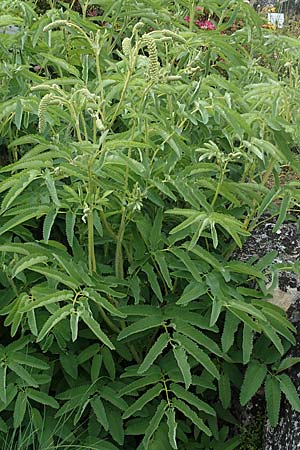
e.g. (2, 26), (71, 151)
(114, 207), (141, 363)
(224, 158), (277, 260)
(261, 158), (276, 187)
(81, 0), (89, 19)
(97, 305), (120, 334)
(211, 166), (225, 208)
(99, 209), (117, 240)
(189, 1), (195, 31)
(95, 51), (105, 120)
(115, 208), (126, 279)
(109, 42), (139, 128)
(93, 117), (97, 144)
(162, 376), (171, 407)
(88, 211), (96, 272)
(129, 345), (142, 363)
(69, 103), (82, 142)
(87, 164), (96, 273)
(243, 158), (276, 231)
(128, 342), (142, 364)
(109, 69), (132, 128)
(80, 112), (88, 141)
(120, 319), (142, 364)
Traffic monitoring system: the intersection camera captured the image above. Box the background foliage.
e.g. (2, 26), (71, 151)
(1, 0), (300, 448)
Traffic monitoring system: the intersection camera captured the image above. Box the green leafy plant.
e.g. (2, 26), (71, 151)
(0, 0), (300, 448)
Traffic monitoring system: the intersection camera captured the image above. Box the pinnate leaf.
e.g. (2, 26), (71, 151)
(84, 288), (127, 318)
(170, 383), (215, 416)
(276, 357), (300, 373)
(166, 407), (178, 449)
(30, 266), (78, 290)
(106, 407), (124, 446)
(0, 206), (48, 236)
(118, 315), (163, 341)
(141, 400), (167, 449)
(240, 360), (267, 406)
(173, 346), (191, 389)
(12, 255), (48, 278)
(265, 375), (281, 427)
(43, 207), (58, 243)
(70, 311), (80, 342)
(13, 391), (27, 428)
(175, 333), (220, 380)
(143, 263), (163, 302)
(1, 170), (38, 213)
(11, 353), (49, 370)
(27, 388), (59, 408)
(222, 310), (240, 353)
(102, 347), (116, 380)
(19, 290), (73, 313)
(176, 281), (207, 305)
(218, 371), (231, 409)
(37, 304), (73, 342)
(174, 320), (222, 356)
(66, 211), (76, 248)
(277, 373), (300, 412)
(138, 332), (169, 374)
(242, 324), (253, 364)
(118, 373), (161, 397)
(154, 252), (172, 289)
(81, 309), (115, 350)
(7, 361), (39, 387)
(122, 383), (163, 419)
(91, 354), (103, 383)
(173, 398), (211, 436)
(91, 396), (109, 431)
(0, 366), (7, 403)
(261, 322), (284, 355)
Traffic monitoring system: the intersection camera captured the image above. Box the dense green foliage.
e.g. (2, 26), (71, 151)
(1, 0), (300, 448)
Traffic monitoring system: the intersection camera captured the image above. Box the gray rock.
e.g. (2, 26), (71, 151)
(0, 25), (20, 35)
(264, 298), (300, 449)
(235, 217), (300, 295)
(235, 216), (300, 449)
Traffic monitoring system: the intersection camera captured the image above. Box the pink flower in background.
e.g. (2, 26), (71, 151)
(184, 16), (190, 22)
(196, 6), (203, 11)
(87, 8), (97, 16)
(206, 20), (216, 30)
(195, 19), (216, 30)
(195, 20), (205, 28)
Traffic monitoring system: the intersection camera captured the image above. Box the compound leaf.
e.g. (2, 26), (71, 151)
(265, 375), (281, 427)
(142, 400), (167, 449)
(240, 361), (267, 406)
(122, 383), (163, 420)
(173, 346), (192, 390)
(138, 332), (169, 374)
(277, 373), (300, 412)
(173, 398), (211, 436)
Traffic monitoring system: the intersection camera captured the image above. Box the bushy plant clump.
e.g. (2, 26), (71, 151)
(1, 1), (300, 448)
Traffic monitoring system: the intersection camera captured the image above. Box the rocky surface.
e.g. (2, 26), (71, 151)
(0, 25), (20, 35)
(236, 216), (300, 295)
(264, 296), (300, 450)
(235, 216), (300, 449)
